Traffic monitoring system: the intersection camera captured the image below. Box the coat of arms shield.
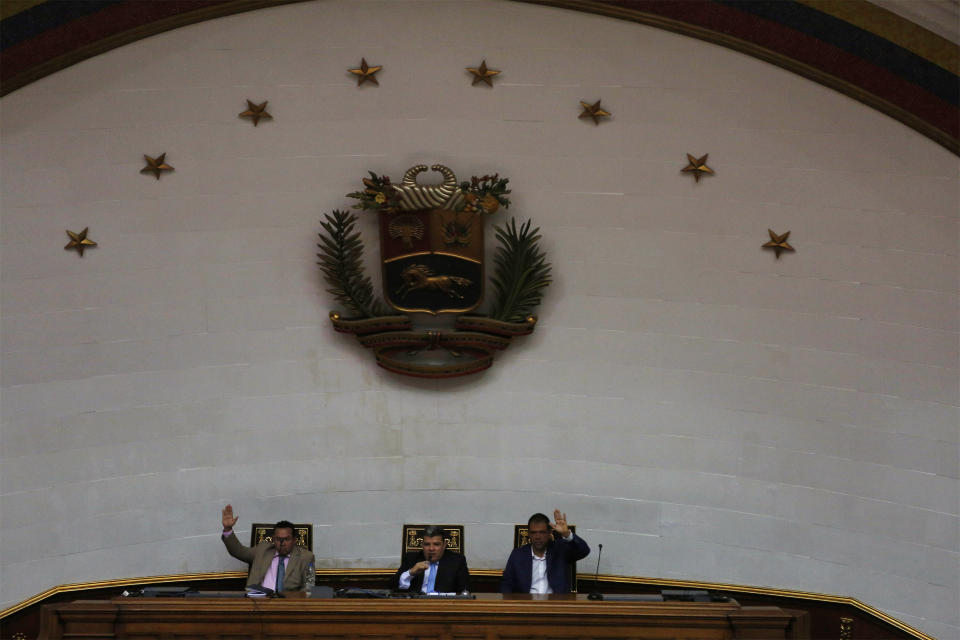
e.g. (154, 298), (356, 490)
(318, 163), (550, 378)
(378, 165), (492, 314)
(380, 205), (484, 314)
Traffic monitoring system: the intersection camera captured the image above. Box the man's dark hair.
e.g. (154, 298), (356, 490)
(273, 520), (295, 536)
(528, 513), (550, 528)
(422, 525), (444, 540)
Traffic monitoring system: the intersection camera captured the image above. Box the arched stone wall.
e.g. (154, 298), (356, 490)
(1, 1), (956, 637)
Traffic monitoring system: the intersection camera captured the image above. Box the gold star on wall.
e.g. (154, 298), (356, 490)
(239, 99), (272, 126)
(64, 227), (97, 256)
(466, 60), (500, 86)
(681, 153), (714, 182)
(349, 58), (382, 86)
(762, 229), (795, 259)
(140, 153), (174, 180)
(578, 100), (610, 125)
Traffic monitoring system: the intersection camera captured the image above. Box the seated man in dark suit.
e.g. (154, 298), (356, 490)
(501, 509), (590, 594)
(220, 504), (315, 593)
(394, 525), (470, 593)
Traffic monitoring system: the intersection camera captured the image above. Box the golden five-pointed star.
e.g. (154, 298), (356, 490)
(681, 153), (714, 182)
(239, 99), (272, 126)
(578, 100), (610, 125)
(762, 229), (795, 259)
(64, 227), (97, 256)
(466, 60), (500, 86)
(349, 58), (383, 86)
(140, 153), (174, 179)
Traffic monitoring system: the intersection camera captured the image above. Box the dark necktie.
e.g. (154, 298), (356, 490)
(275, 555), (286, 593)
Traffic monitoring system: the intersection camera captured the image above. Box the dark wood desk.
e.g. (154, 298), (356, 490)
(39, 594), (795, 640)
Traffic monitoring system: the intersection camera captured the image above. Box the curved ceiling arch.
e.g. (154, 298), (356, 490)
(1, 0), (957, 153)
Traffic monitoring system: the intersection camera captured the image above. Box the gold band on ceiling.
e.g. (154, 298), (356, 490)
(0, 569), (935, 640)
(4, 0), (956, 153)
(0, 0), (46, 21)
(0, 0), (311, 97)
(513, 0), (958, 155)
(795, 0), (958, 74)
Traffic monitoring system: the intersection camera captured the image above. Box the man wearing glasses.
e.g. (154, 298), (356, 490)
(221, 504), (315, 593)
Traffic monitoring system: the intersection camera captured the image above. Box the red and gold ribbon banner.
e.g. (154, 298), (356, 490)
(330, 313), (537, 378)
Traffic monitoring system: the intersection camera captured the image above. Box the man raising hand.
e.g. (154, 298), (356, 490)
(220, 504), (314, 593)
(501, 509), (590, 594)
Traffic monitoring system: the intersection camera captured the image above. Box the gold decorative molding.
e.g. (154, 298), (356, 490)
(3, 0), (954, 154)
(840, 616), (854, 639)
(0, 572), (245, 619)
(250, 522), (313, 551)
(583, 574), (934, 640)
(402, 524), (465, 555)
(0, 570), (936, 639)
(514, 0), (958, 155)
(1, 1), (311, 97)
(794, 0), (957, 73)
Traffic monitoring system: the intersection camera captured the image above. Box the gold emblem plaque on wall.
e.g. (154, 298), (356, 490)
(402, 524), (465, 556)
(250, 523), (313, 551)
(319, 164), (552, 378)
(514, 524), (576, 548)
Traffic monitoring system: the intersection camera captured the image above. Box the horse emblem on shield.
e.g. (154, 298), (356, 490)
(318, 163), (550, 378)
(380, 165), (484, 314)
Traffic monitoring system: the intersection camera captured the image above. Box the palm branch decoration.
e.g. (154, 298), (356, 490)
(488, 218), (552, 322)
(317, 209), (386, 318)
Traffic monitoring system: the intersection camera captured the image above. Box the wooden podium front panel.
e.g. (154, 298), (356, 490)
(40, 595), (793, 640)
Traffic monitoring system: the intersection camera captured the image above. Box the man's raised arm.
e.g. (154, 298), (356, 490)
(220, 504), (254, 563)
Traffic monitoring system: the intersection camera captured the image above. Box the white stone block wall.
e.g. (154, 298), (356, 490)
(1, 1), (956, 637)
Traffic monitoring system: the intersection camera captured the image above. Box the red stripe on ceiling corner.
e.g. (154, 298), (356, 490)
(3, 0), (957, 148)
(1, 0), (233, 85)
(600, 0), (958, 142)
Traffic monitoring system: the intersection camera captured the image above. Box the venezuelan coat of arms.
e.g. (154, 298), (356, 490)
(318, 164), (550, 378)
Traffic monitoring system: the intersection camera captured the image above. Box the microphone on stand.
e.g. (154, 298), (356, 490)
(587, 543), (603, 600)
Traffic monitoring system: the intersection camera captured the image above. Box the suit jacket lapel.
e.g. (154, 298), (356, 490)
(250, 545), (275, 586)
(436, 553), (454, 590)
(409, 552), (426, 591)
(251, 545), (302, 590)
(284, 546), (308, 589)
(524, 548), (535, 590)
(545, 542), (560, 591)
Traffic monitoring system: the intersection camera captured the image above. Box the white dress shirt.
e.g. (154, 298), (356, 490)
(529, 549), (552, 594)
(529, 531), (574, 594)
(398, 562), (438, 592)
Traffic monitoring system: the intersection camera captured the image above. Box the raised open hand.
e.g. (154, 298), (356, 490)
(551, 509), (570, 538)
(222, 504), (239, 531)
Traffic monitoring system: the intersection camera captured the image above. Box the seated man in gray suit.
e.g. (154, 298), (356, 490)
(221, 504), (315, 593)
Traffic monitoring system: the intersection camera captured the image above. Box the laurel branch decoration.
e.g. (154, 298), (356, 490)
(319, 166), (550, 378)
(489, 218), (551, 322)
(317, 209), (386, 318)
